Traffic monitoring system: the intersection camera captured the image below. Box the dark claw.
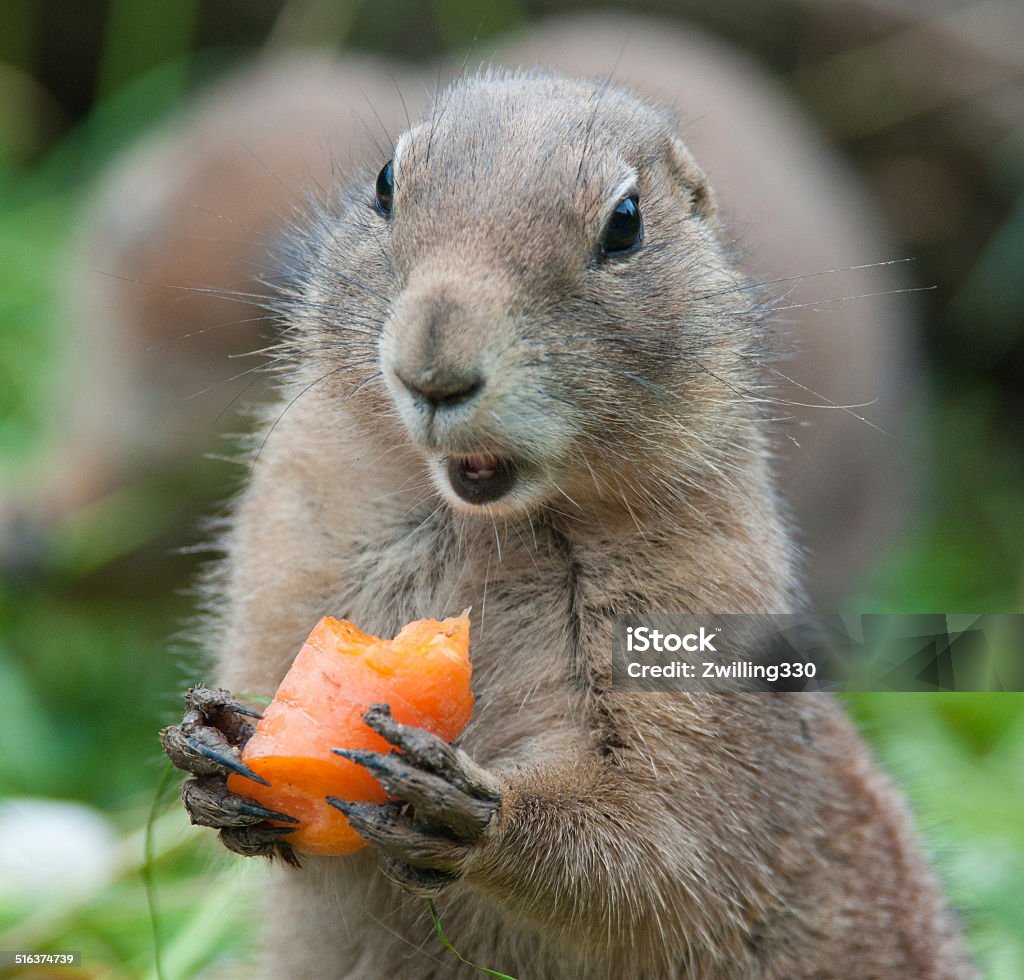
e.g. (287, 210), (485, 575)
(326, 798), (465, 871)
(360, 704), (459, 776)
(332, 747), (380, 767)
(359, 704), (502, 803)
(325, 796), (378, 822)
(183, 685), (263, 720)
(332, 748), (496, 841)
(325, 797), (406, 843)
(250, 824), (296, 837)
(225, 702), (262, 719)
(187, 736), (270, 786)
(237, 801), (300, 824)
(181, 776), (295, 828)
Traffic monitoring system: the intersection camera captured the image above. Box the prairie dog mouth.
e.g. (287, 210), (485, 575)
(446, 454), (518, 505)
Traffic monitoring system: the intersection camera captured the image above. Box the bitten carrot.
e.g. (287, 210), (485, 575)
(226, 613), (473, 856)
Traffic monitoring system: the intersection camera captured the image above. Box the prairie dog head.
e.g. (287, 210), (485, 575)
(289, 70), (764, 518)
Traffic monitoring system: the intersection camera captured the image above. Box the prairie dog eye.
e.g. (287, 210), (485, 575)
(375, 160), (394, 215)
(599, 194), (642, 255)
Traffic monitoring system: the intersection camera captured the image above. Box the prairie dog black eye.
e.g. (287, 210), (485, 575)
(375, 160), (394, 215)
(599, 194), (643, 256)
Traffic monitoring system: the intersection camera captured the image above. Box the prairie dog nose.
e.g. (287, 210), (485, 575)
(394, 365), (484, 411)
(387, 276), (497, 415)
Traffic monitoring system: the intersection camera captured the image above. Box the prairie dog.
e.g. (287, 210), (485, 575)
(163, 69), (973, 978)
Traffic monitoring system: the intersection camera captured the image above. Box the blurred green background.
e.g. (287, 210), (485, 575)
(1, 1), (1022, 977)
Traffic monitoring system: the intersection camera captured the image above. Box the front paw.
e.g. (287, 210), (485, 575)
(161, 685), (300, 865)
(327, 704), (502, 896)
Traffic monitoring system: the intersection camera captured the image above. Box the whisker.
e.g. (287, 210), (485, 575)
(691, 257), (918, 302)
(728, 352), (890, 436)
(745, 284), (936, 318)
(249, 367), (344, 472)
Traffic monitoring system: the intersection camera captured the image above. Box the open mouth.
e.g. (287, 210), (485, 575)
(446, 454), (519, 505)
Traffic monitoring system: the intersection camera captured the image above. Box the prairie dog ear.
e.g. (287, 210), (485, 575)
(668, 136), (718, 227)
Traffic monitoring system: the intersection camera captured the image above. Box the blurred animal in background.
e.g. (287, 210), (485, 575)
(6, 13), (920, 606)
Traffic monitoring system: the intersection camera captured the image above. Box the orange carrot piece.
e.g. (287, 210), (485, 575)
(226, 613), (472, 856)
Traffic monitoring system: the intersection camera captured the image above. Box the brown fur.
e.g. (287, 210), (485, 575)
(197, 69), (974, 978)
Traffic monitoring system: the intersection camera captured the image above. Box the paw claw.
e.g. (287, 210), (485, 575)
(324, 796), (375, 821)
(237, 801), (300, 824)
(333, 748), (496, 841)
(183, 685), (263, 720)
(332, 747), (381, 768)
(359, 704), (501, 804)
(324, 797), (398, 840)
(325, 797), (464, 872)
(181, 776), (294, 828)
(226, 702), (263, 719)
(186, 736), (270, 785)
